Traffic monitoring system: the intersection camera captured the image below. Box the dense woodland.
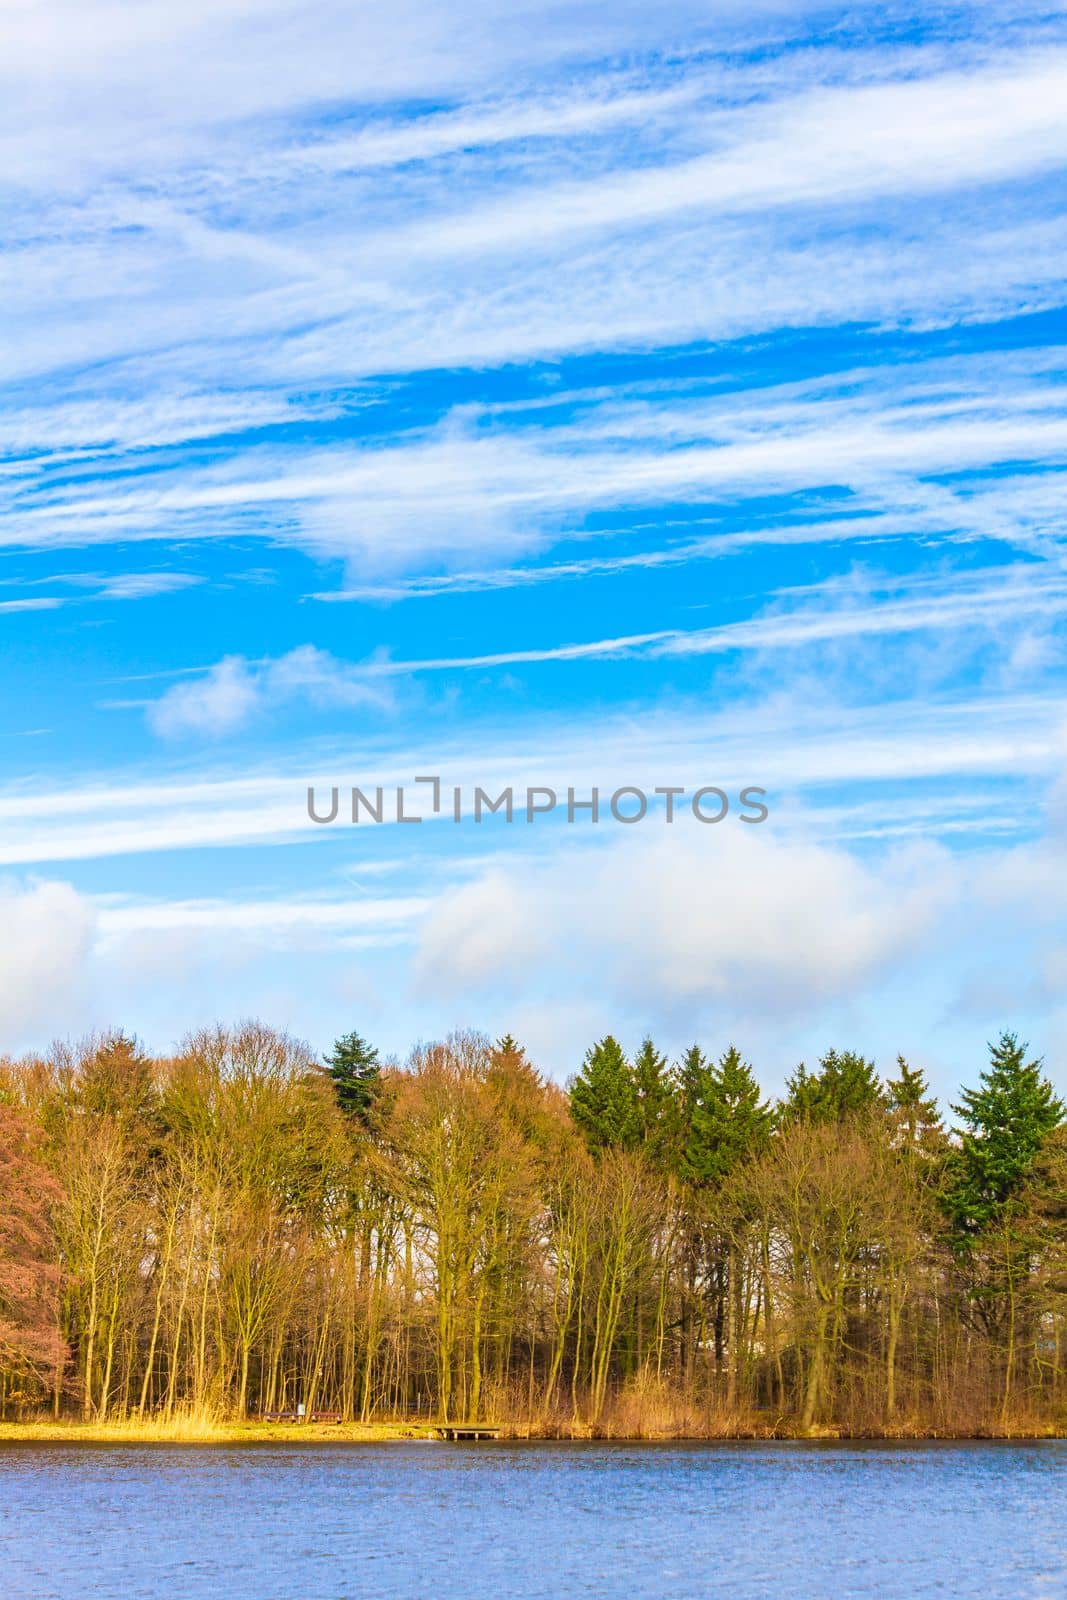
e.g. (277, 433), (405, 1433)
(0, 1023), (1064, 1434)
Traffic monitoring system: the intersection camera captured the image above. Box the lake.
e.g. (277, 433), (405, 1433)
(1, 1440), (1064, 1598)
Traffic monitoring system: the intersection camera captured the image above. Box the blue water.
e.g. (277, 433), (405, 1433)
(1, 1440), (1064, 1599)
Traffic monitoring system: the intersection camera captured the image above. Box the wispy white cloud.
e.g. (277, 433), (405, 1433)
(7, 353), (1067, 573)
(383, 53), (1067, 262)
(0, 596), (63, 614)
(1, 0), (796, 183)
(0, 389), (333, 472)
(312, 564), (1067, 675)
(0, 570), (201, 612)
(4, 26), (1067, 430)
(96, 891), (428, 938)
(3, 683), (1061, 866)
(92, 572), (202, 601)
(283, 74), (708, 175)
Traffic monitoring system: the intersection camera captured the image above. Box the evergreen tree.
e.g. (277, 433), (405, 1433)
(679, 1044), (772, 1188)
(782, 1061), (818, 1123)
(323, 1030), (381, 1124)
(676, 1043), (711, 1165)
(886, 1055), (944, 1156)
(569, 1036), (640, 1152)
(632, 1037), (676, 1164)
(784, 1048), (883, 1124)
(946, 1032), (1063, 1234)
(943, 1034), (1064, 1414)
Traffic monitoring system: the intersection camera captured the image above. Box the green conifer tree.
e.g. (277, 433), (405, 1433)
(676, 1043), (712, 1177)
(323, 1030), (381, 1124)
(569, 1036), (640, 1152)
(680, 1044), (772, 1187)
(782, 1060), (819, 1123)
(784, 1048), (883, 1123)
(632, 1037), (677, 1164)
(944, 1033), (1064, 1418)
(946, 1032), (1063, 1233)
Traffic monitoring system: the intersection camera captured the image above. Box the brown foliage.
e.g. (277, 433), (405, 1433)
(0, 1104), (66, 1400)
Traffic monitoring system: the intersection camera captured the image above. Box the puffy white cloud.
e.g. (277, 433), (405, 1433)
(146, 645), (394, 739)
(147, 656), (260, 739)
(414, 824), (956, 1021)
(0, 815), (1060, 1092)
(0, 878), (96, 1045)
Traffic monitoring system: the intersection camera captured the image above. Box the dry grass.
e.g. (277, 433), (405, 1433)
(497, 1375), (1067, 1441)
(0, 1412), (432, 1445)
(3, 1393), (1061, 1445)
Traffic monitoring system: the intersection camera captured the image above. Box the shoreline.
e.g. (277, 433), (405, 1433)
(0, 1419), (1063, 1445)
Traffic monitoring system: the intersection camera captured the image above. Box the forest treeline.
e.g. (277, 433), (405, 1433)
(0, 1024), (1064, 1435)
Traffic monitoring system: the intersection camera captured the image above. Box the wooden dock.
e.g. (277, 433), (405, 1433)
(432, 1423), (502, 1441)
(260, 1410), (342, 1424)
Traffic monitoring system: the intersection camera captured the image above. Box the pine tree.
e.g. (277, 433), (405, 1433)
(569, 1036), (640, 1152)
(943, 1034), (1064, 1418)
(632, 1037), (676, 1164)
(323, 1030), (381, 1124)
(946, 1032), (1063, 1234)
(676, 1043), (711, 1172)
(680, 1044), (772, 1188)
(782, 1061), (819, 1123)
(886, 1055), (944, 1156)
(784, 1048), (883, 1124)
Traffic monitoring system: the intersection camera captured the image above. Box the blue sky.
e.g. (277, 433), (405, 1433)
(3, 0), (1067, 1098)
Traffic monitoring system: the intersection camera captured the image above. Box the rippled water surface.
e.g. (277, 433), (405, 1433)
(1, 1439), (1064, 1599)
